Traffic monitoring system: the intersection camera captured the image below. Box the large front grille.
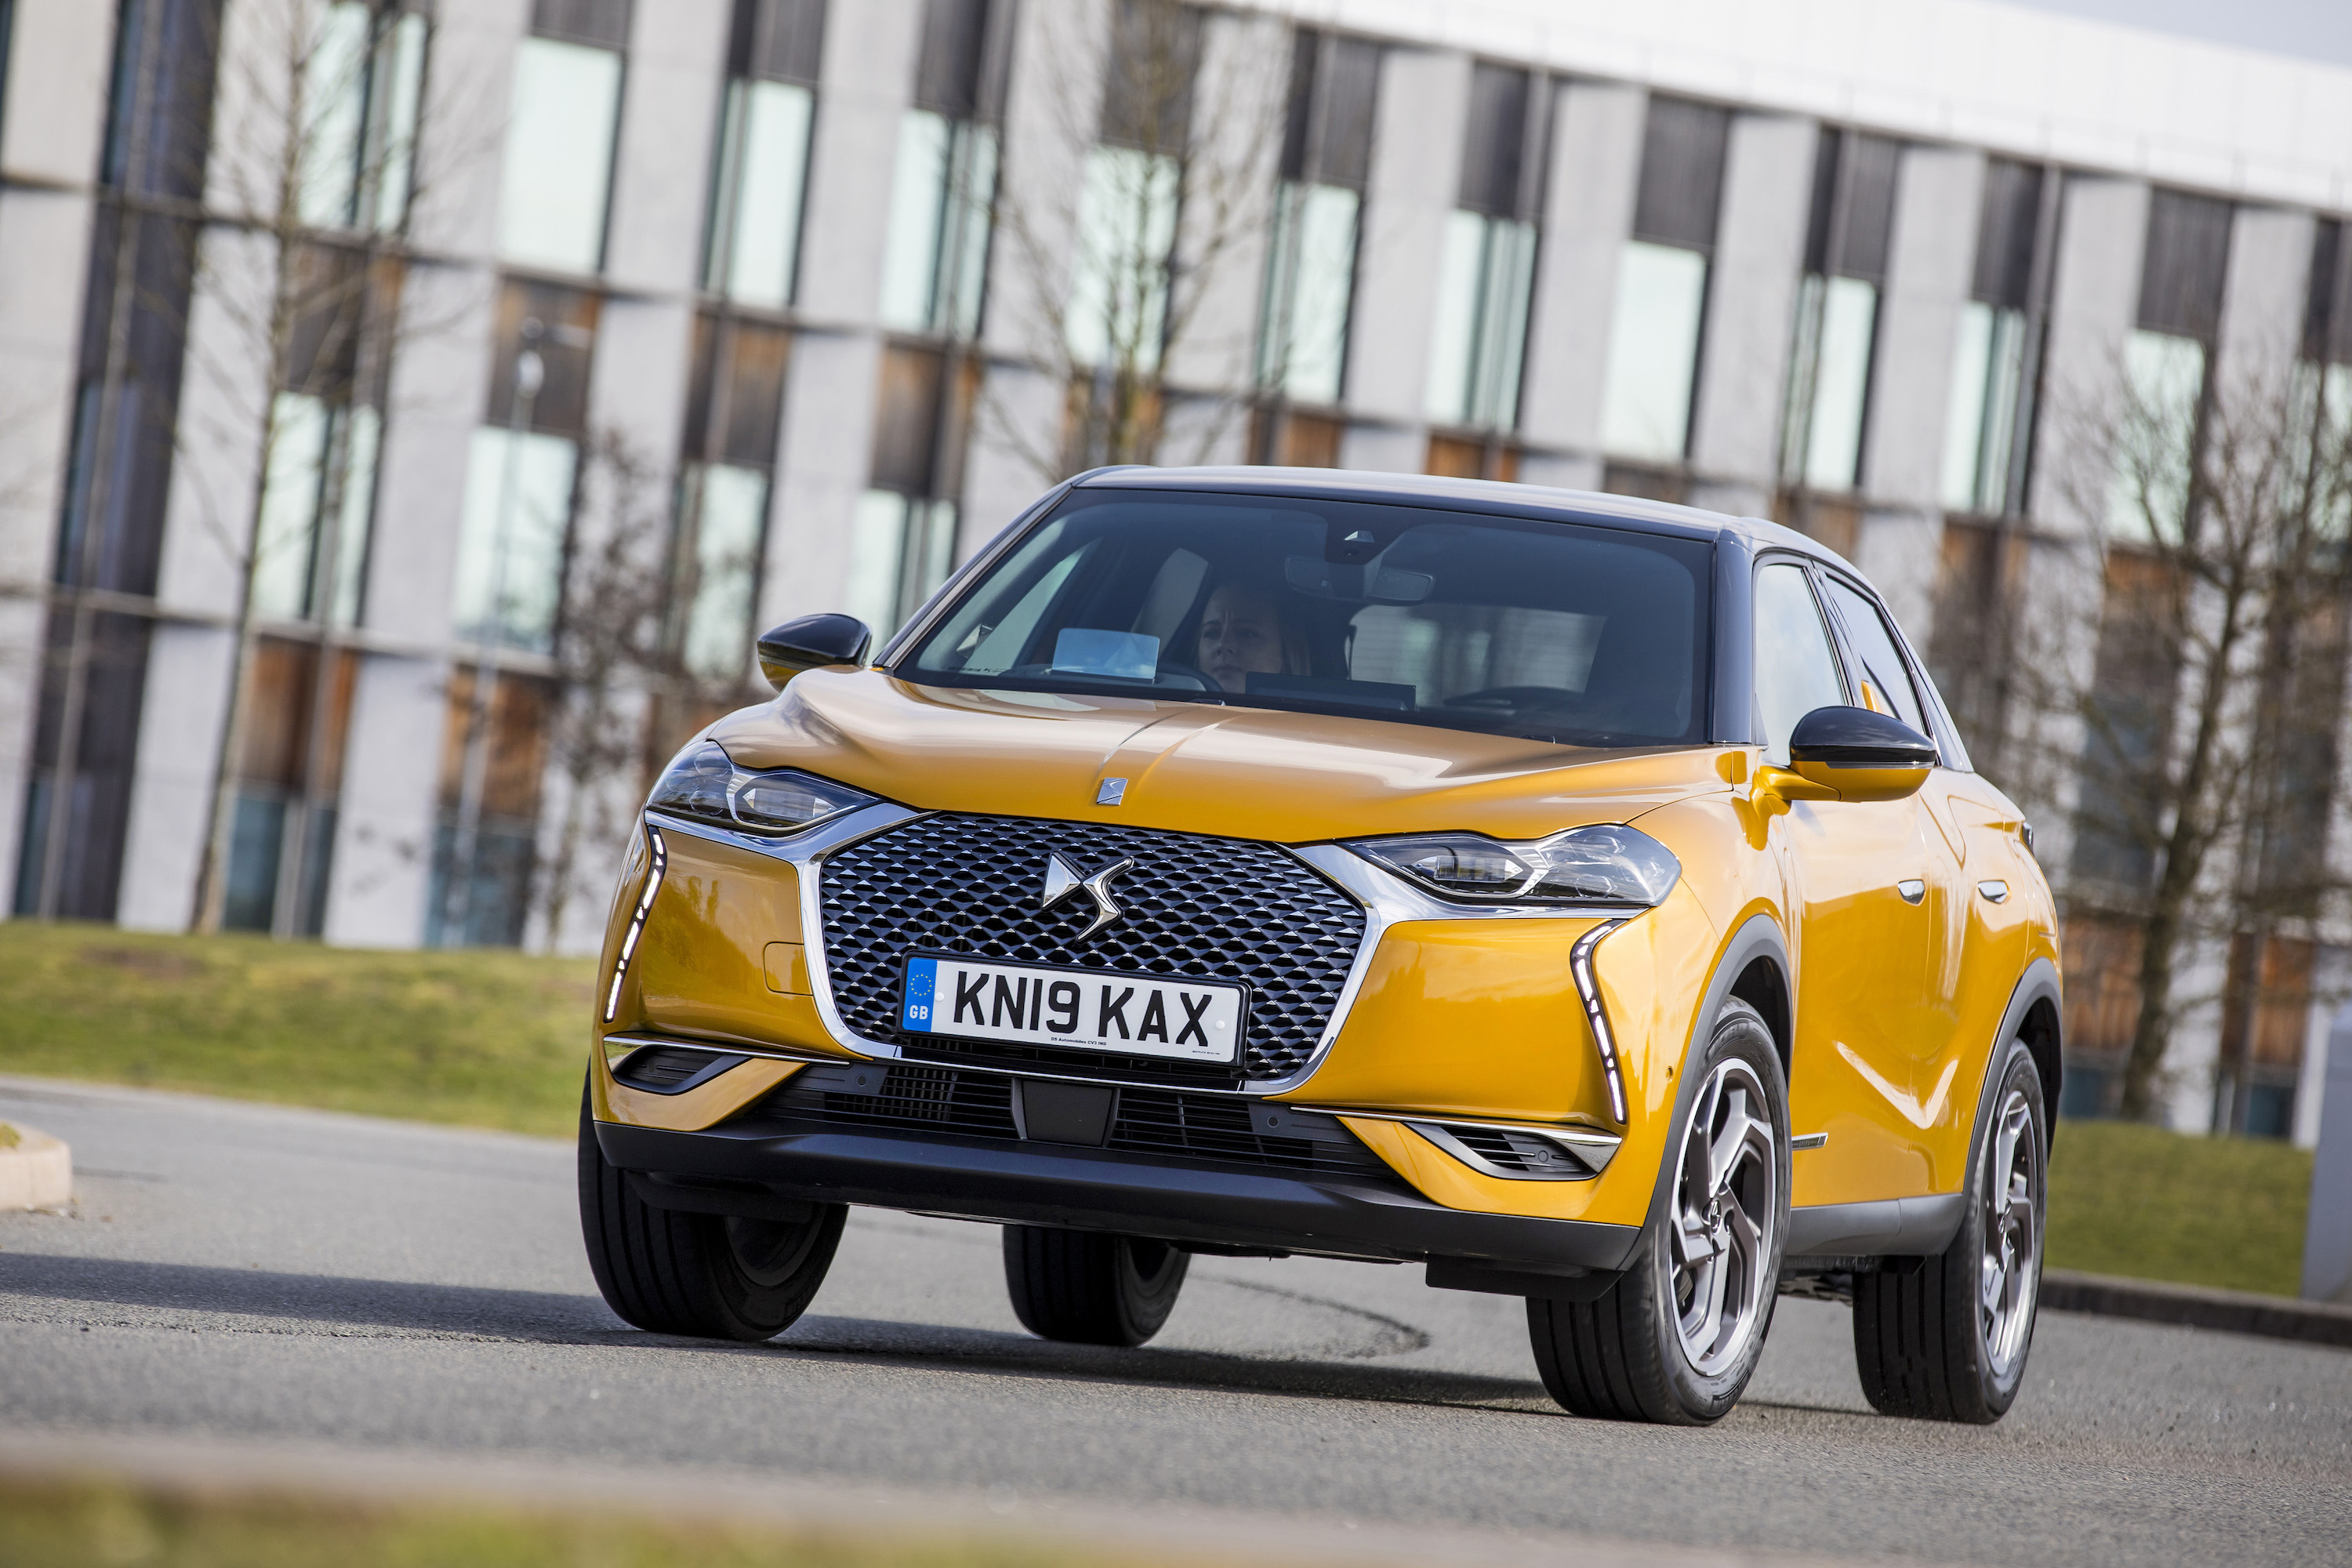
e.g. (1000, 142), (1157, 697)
(817, 814), (1367, 1082)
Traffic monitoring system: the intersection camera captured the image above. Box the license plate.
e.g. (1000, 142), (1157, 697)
(898, 955), (1246, 1065)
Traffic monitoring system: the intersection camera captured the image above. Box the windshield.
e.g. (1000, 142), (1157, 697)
(898, 489), (1713, 748)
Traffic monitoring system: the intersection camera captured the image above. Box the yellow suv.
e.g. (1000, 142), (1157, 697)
(580, 470), (2060, 1427)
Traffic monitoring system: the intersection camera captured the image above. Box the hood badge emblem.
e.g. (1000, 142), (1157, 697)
(1041, 852), (1133, 940)
(1096, 777), (1127, 806)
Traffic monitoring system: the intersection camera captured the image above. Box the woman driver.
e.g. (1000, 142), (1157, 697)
(1196, 582), (1309, 694)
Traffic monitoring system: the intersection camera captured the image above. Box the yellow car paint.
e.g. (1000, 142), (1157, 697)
(593, 660), (2055, 1229)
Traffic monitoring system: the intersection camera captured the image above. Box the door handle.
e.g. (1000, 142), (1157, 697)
(1977, 880), (2009, 904)
(1896, 879), (1925, 905)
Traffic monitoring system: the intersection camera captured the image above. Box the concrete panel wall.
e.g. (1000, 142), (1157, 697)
(0, 178), (101, 897)
(1343, 47), (1468, 430)
(410, 0), (528, 264)
(1519, 78), (1645, 486)
(2013, 175), (2150, 869)
(113, 623), (234, 931)
(2215, 205), (2317, 410)
(1859, 145), (1983, 640)
(368, 267), (496, 650)
(760, 332), (883, 625)
(1160, 9), (1285, 400)
(1686, 112), (1814, 518)
(605, 0), (730, 296)
(793, 0), (920, 325)
(325, 652), (446, 946)
(983, 0), (1105, 367)
(0, 0), (113, 186)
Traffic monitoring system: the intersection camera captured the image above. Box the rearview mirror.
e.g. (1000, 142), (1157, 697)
(757, 613), (873, 691)
(1787, 706), (1935, 802)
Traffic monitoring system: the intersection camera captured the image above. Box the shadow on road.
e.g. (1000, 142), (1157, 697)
(2, 1253), (1558, 1414)
(0, 1254), (613, 1342)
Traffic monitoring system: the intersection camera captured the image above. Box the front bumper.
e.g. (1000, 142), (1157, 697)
(595, 1116), (1642, 1287)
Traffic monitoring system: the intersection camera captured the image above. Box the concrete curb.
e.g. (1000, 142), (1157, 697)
(0, 1121), (71, 1210)
(2042, 1267), (2352, 1349)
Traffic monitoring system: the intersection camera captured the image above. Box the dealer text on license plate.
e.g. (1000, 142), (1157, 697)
(898, 955), (1243, 1064)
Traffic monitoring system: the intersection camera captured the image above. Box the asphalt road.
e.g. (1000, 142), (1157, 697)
(2, 1074), (2347, 1568)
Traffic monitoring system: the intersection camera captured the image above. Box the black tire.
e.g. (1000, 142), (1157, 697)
(1853, 1036), (2046, 1423)
(1527, 997), (1790, 1425)
(1002, 1225), (1190, 1347)
(578, 1088), (846, 1341)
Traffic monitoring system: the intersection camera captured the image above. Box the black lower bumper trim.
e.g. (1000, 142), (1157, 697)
(596, 1119), (1639, 1275)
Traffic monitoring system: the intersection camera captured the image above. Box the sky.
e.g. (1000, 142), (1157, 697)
(2002, 0), (2352, 69)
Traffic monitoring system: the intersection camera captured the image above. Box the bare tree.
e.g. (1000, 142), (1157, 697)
(170, 0), (459, 936)
(2045, 359), (2352, 1120)
(983, 0), (1284, 483)
(528, 429), (765, 953)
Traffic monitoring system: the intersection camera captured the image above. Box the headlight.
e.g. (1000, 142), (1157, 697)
(646, 742), (876, 835)
(1346, 824), (1681, 906)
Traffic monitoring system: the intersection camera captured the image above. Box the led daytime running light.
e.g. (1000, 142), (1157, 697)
(604, 826), (668, 1023)
(1571, 918), (1629, 1123)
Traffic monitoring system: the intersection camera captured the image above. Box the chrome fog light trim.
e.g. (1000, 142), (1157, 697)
(604, 825), (668, 1023)
(1302, 1106), (1623, 1181)
(1571, 918), (1629, 1123)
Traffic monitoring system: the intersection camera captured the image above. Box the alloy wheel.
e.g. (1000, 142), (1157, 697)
(1976, 1083), (2042, 1376)
(1670, 1058), (1780, 1376)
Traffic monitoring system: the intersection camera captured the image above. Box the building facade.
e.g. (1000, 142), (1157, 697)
(2, 0), (2349, 1144)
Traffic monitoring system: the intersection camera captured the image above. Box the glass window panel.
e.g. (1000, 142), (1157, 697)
(880, 110), (952, 331)
(1424, 210), (1486, 425)
(1752, 561), (1846, 764)
(332, 402), (379, 626)
(1821, 576), (1928, 736)
(1942, 300), (1995, 512)
(846, 489), (912, 634)
(1942, 301), (2029, 514)
(1477, 217), (1537, 429)
(707, 78), (815, 308)
(1067, 144), (1178, 370)
(1258, 181), (1358, 405)
(497, 38), (622, 274)
(1802, 275), (1876, 490)
(2109, 328), (2205, 540)
(1601, 241), (1707, 462)
(375, 14), (428, 233)
(455, 426), (577, 651)
(298, 3), (372, 228)
(224, 793), (288, 933)
(253, 393), (332, 620)
(684, 463), (767, 682)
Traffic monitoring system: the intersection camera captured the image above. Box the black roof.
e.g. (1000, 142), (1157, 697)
(1072, 465), (1858, 575)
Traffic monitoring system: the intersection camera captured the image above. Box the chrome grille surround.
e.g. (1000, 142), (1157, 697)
(815, 813), (1368, 1084)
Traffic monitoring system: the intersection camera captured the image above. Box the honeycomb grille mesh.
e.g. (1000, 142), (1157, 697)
(817, 814), (1366, 1081)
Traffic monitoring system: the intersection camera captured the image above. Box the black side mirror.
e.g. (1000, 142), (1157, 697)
(757, 613), (873, 691)
(1787, 706), (1936, 801)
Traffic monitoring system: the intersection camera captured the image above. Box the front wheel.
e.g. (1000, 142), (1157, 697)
(1526, 997), (1791, 1424)
(1852, 1037), (2046, 1422)
(1002, 1225), (1189, 1347)
(578, 1089), (846, 1341)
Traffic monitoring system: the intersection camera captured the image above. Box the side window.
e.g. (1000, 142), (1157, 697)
(1752, 561), (1846, 764)
(1821, 578), (1930, 739)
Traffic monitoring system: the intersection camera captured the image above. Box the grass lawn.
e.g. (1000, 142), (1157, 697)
(2046, 1116), (2313, 1298)
(0, 1475), (1160, 1568)
(0, 920), (594, 1138)
(0, 920), (2318, 1296)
